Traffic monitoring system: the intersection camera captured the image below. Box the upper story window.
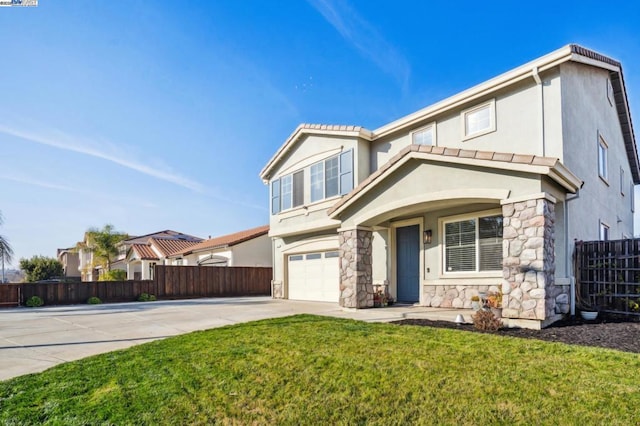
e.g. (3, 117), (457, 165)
(443, 213), (503, 273)
(620, 167), (625, 196)
(310, 150), (353, 203)
(272, 150), (353, 213)
(462, 99), (496, 140)
(598, 136), (608, 182)
(607, 78), (614, 106)
(631, 180), (635, 213)
(271, 170), (304, 214)
(411, 125), (435, 146)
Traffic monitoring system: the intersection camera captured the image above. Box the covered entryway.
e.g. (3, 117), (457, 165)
(287, 251), (340, 302)
(396, 225), (420, 303)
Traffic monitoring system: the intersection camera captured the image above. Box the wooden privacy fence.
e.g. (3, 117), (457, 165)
(575, 239), (640, 316)
(0, 266), (272, 308)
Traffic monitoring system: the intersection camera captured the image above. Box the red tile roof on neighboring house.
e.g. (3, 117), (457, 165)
(123, 230), (203, 245)
(170, 225), (270, 256)
(130, 244), (159, 261)
(150, 238), (201, 257)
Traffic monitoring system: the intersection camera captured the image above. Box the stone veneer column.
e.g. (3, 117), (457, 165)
(339, 228), (374, 308)
(502, 197), (556, 321)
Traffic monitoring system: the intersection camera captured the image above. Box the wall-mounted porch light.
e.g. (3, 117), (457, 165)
(423, 229), (432, 244)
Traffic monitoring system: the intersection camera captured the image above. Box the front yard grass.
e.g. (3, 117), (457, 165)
(1, 314), (639, 424)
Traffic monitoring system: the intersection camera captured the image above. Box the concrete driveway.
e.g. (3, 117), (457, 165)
(0, 297), (468, 381)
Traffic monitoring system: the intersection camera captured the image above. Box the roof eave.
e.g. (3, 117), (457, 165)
(260, 125), (373, 182)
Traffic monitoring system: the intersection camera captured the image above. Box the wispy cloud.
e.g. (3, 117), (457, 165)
(0, 174), (160, 209)
(307, 0), (411, 91)
(0, 124), (206, 193)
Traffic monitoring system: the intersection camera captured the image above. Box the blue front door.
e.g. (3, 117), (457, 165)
(396, 225), (420, 303)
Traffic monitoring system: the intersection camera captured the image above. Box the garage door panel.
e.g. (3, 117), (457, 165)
(288, 251), (339, 302)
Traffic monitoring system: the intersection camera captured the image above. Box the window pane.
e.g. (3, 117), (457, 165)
(445, 220), (476, 272)
(310, 162), (324, 202)
(325, 156), (339, 197)
(339, 150), (353, 195)
(289, 255), (303, 261)
(479, 215), (503, 271)
(271, 179), (280, 214)
(325, 251), (339, 258)
(465, 105), (491, 135)
(306, 253), (322, 260)
(281, 175), (292, 210)
(598, 141), (608, 179)
(412, 127), (433, 145)
(292, 170), (304, 207)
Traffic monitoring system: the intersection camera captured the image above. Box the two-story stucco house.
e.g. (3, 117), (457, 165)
(260, 45), (639, 329)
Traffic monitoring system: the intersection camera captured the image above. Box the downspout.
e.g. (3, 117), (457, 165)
(565, 192), (581, 316)
(532, 67), (546, 157)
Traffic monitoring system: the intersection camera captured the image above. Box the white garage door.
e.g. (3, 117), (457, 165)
(288, 251), (340, 302)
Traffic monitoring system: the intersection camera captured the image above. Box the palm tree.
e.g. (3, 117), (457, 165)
(83, 224), (128, 272)
(0, 211), (14, 283)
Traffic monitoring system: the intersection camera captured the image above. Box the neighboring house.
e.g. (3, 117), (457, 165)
(126, 236), (203, 280)
(260, 44), (638, 329)
(76, 236), (99, 281)
(77, 230), (202, 281)
(56, 248), (80, 279)
(167, 225), (271, 267)
(111, 230), (203, 272)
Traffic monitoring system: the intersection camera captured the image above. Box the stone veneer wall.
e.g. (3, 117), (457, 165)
(339, 228), (374, 308)
(501, 198), (569, 321)
(424, 285), (501, 308)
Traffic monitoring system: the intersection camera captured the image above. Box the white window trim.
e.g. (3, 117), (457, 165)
(631, 180), (635, 213)
(620, 167), (625, 196)
(599, 221), (610, 241)
(438, 208), (502, 278)
(598, 135), (609, 184)
(461, 99), (496, 141)
(410, 122), (437, 146)
(607, 78), (614, 107)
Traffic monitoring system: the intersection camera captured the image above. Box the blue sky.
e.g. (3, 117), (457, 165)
(1, 1), (639, 267)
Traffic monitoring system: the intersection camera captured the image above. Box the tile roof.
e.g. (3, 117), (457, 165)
(123, 230), (203, 245)
(130, 244), (159, 261)
(170, 225), (269, 256)
(328, 144), (574, 216)
(149, 238), (201, 257)
(261, 45), (638, 184)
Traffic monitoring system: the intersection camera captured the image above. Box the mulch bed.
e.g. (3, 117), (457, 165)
(393, 314), (640, 354)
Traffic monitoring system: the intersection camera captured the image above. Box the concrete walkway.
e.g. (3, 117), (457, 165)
(0, 297), (472, 381)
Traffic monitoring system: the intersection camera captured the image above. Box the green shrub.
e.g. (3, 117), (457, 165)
(98, 269), (127, 281)
(138, 293), (157, 302)
(472, 309), (502, 331)
(25, 296), (44, 307)
(87, 296), (102, 305)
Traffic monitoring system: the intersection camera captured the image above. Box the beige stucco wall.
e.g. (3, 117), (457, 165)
(229, 234), (273, 267)
(369, 71), (563, 171)
(338, 159), (542, 228)
(560, 62), (635, 241)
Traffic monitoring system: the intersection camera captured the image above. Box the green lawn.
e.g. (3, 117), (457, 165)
(1, 315), (638, 425)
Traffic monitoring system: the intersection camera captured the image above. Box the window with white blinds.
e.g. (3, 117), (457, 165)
(444, 214), (503, 273)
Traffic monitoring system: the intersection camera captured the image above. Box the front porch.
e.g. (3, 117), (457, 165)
(329, 145), (582, 329)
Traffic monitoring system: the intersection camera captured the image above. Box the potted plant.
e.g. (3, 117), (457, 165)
(575, 282), (598, 320)
(485, 290), (502, 318)
(470, 295), (481, 311)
